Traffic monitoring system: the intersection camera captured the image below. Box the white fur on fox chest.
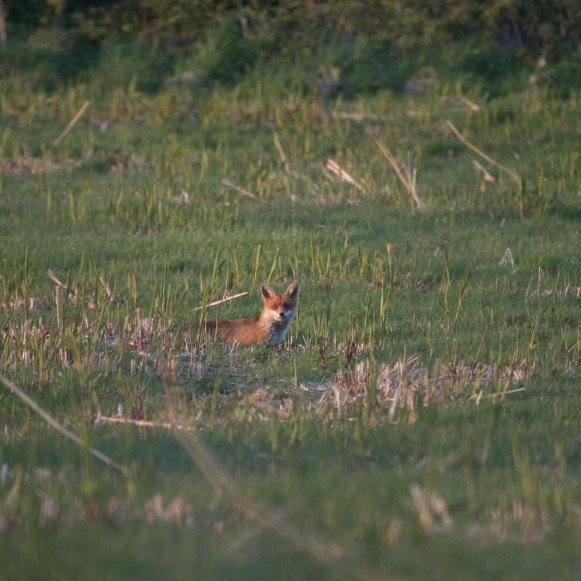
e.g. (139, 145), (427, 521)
(263, 310), (296, 345)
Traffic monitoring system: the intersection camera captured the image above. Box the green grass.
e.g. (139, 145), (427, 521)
(0, 50), (579, 579)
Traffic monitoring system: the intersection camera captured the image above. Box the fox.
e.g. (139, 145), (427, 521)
(192, 282), (299, 347)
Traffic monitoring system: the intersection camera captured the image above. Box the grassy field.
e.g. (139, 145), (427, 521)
(0, 50), (579, 579)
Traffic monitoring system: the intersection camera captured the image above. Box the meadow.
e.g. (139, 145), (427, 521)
(0, 37), (579, 579)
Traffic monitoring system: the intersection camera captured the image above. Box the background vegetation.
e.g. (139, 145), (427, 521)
(2, 0), (580, 95)
(0, 1), (579, 579)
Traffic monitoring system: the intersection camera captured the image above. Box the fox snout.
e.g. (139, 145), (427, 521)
(268, 308), (291, 323)
(278, 311), (294, 324)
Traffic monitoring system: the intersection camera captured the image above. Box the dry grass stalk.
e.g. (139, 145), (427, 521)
(53, 100), (91, 147)
(193, 291), (248, 312)
(327, 111), (391, 123)
(99, 274), (122, 302)
(0, 374), (126, 473)
(460, 96), (482, 112)
(324, 159), (366, 194)
(472, 159), (496, 183)
(95, 415), (194, 431)
(47, 269), (121, 312)
(175, 431), (354, 573)
(47, 269), (67, 289)
(446, 120), (521, 185)
(226, 499), (305, 553)
(145, 494), (193, 525)
(367, 132), (425, 210)
(273, 131), (291, 174)
(410, 484), (453, 535)
(222, 179), (263, 202)
(487, 387), (527, 399)
(499, 247), (518, 274)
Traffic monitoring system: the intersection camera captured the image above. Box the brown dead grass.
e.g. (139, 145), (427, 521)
(1, 156), (82, 174)
(1, 297), (539, 425)
(238, 356), (536, 425)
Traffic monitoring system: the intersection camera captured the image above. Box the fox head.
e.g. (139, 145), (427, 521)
(259, 282), (299, 326)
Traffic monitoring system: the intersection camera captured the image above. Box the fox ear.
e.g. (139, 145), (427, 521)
(285, 282), (300, 298)
(259, 284), (274, 301)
